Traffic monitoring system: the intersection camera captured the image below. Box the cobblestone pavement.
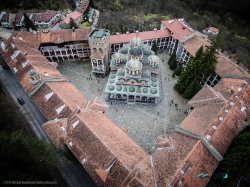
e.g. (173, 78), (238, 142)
(57, 51), (190, 154)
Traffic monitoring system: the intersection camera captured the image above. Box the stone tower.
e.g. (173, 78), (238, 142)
(88, 28), (110, 75)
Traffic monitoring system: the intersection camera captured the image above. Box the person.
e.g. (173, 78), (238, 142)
(98, 89), (99, 91)
(111, 102), (113, 105)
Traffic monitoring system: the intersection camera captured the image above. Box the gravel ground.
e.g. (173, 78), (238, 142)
(57, 51), (190, 154)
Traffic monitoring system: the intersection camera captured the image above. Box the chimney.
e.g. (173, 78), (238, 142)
(72, 26), (75, 32)
(28, 70), (41, 85)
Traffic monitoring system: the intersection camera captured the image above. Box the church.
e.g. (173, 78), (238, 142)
(104, 35), (160, 104)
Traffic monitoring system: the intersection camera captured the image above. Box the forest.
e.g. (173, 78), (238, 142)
(90, 0), (250, 68)
(0, 81), (60, 185)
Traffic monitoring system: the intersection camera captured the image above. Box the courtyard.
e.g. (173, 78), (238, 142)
(57, 51), (190, 153)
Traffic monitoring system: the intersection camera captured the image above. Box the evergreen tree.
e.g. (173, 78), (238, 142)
(89, 0), (95, 8)
(182, 78), (199, 99)
(169, 57), (177, 70)
(0, 130), (57, 182)
(69, 17), (78, 29)
(151, 41), (157, 53)
(175, 64), (183, 76)
(200, 32), (221, 79)
(168, 52), (176, 65)
(212, 127), (250, 186)
(174, 46), (204, 94)
(23, 13), (36, 31)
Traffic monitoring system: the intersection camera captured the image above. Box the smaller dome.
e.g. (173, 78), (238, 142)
(152, 83), (157, 87)
(126, 59), (142, 71)
(108, 85), (115, 91)
(117, 86), (122, 91)
(110, 75), (116, 79)
(131, 36), (142, 47)
(150, 88), (157, 94)
(113, 53), (122, 58)
(151, 77), (156, 82)
(143, 46), (152, 55)
(109, 80), (115, 84)
(129, 47), (142, 56)
(143, 88), (148, 93)
(129, 86), (135, 92)
(120, 47), (129, 54)
(148, 55), (159, 61)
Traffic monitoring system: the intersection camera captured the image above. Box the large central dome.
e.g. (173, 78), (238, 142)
(130, 36), (142, 48)
(126, 59), (142, 70)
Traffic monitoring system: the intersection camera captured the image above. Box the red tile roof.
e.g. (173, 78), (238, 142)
(188, 85), (226, 108)
(14, 13), (23, 23)
(36, 10), (57, 22)
(63, 11), (82, 24)
(208, 82), (250, 155)
(180, 103), (225, 135)
(161, 19), (194, 40)
(39, 28), (90, 43)
(110, 30), (171, 44)
(182, 35), (210, 56)
(42, 118), (68, 147)
(90, 52), (105, 59)
(207, 27), (219, 33)
(30, 14), (38, 22)
(216, 55), (250, 78)
(86, 96), (108, 111)
(0, 13), (9, 22)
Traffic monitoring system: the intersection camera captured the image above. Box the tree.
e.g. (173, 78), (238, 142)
(174, 46), (204, 94)
(89, 0), (95, 8)
(175, 64), (183, 76)
(23, 13), (36, 31)
(169, 57), (177, 70)
(200, 31), (221, 79)
(69, 17), (78, 29)
(182, 78), (199, 99)
(168, 52), (176, 65)
(0, 130), (57, 182)
(151, 41), (157, 53)
(211, 127), (250, 186)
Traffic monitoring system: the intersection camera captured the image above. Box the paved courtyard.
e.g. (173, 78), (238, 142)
(57, 51), (190, 154)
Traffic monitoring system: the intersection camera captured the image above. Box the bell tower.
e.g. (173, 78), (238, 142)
(88, 28), (110, 75)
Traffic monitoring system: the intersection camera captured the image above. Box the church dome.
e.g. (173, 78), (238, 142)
(143, 46), (152, 55)
(126, 59), (142, 71)
(129, 86), (135, 92)
(130, 36), (142, 47)
(113, 53), (122, 58)
(129, 47), (142, 56)
(150, 88), (157, 94)
(148, 55), (160, 67)
(148, 55), (159, 61)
